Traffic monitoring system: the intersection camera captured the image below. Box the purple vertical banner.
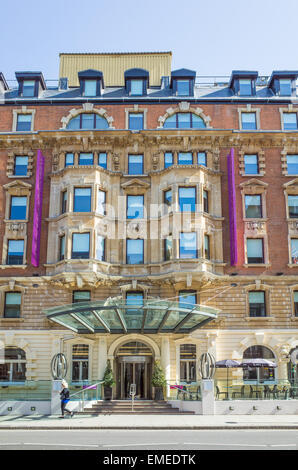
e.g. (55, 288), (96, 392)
(31, 150), (45, 267)
(227, 148), (238, 266)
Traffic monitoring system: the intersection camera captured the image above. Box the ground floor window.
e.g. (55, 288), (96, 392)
(180, 344), (196, 382)
(0, 347), (26, 382)
(243, 345), (275, 382)
(72, 344), (89, 382)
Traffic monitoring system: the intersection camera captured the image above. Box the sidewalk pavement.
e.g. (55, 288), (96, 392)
(0, 414), (297, 430)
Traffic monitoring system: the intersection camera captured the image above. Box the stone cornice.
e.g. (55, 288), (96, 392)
(2, 130), (298, 150)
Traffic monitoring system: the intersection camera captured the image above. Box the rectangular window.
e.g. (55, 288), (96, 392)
(84, 80), (97, 97)
(197, 152), (207, 166)
(73, 188), (91, 212)
(126, 291), (144, 314)
(239, 79), (252, 96)
(287, 155), (298, 175)
(97, 189), (106, 215)
(180, 344), (196, 382)
(14, 156), (28, 176)
(179, 187), (196, 212)
(98, 153), (107, 169)
(128, 155), (143, 175)
(78, 153), (94, 165)
(16, 114), (32, 132)
(61, 191), (67, 214)
(7, 240), (24, 265)
(241, 112), (257, 130)
(22, 80), (35, 97)
(178, 152), (193, 165)
(176, 80), (190, 96)
(4, 292), (21, 318)
(203, 190), (209, 213)
(288, 195), (298, 218)
(291, 238), (298, 264)
(280, 79), (292, 96)
(284, 113), (298, 130)
(204, 234), (210, 260)
(294, 291), (298, 316)
(164, 189), (172, 214)
(244, 154), (259, 174)
(164, 236), (172, 261)
(59, 235), (65, 261)
(130, 80), (143, 96)
(179, 232), (197, 259)
(72, 344), (89, 381)
(245, 194), (262, 218)
(179, 291), (196, 309)
(249, 291), (266, 317)
(246, 238), (264, 264)
(129, 113), (144, 130)
(164, 152), (173, 169)
(65, 153), (74, 167)
(73, 291), (91, 303)
(127, 195), (144, 219)
(126, 239), (144, 264)
(96, 235), (105, 261)
(9, 196), (27, 220)
(72, 233), (90, 259)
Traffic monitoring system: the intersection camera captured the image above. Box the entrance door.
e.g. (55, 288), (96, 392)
(123, 362), (145, 398)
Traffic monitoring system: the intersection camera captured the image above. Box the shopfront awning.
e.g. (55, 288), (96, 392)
(44, 299), (219, 334)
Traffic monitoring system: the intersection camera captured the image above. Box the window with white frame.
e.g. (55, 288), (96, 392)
(72, 344), (89, 382)
(180, 344), (197, 382)
(0, 347), (26, 382)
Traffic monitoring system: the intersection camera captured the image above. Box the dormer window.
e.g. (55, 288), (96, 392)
(176, 79), (191, 96)
(239, 79), (253, 96)
(229, 71), (258, 97)
(268, 71), (298, 97)
(78, 70), (104, 97)
(15, 72), (46, 98)
(22, 80), (35, 97)
(124, 69), (149, 96)
(131, 80), (143, 96)
(84, 80), (97, 97)
(171, 69), (196, 97)
(280, 79), (292, 96)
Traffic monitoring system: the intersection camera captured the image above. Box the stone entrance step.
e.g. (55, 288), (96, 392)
(79, 400), (195, 415)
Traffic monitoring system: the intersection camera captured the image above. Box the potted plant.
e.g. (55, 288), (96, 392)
(151, 360), (166, 401)
(102, 359), (115, 400)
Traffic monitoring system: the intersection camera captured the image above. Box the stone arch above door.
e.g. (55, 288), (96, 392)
(108, 334), (160, 360)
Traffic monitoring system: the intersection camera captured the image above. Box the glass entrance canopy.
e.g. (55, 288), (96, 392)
(44, 299), (219, 334)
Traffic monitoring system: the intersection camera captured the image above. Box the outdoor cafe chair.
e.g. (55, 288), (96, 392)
(216, 385), (228, 400)
(249, 385), (261, 399)
(232, 385), (245, 399)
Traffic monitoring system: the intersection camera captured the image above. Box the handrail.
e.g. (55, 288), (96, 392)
(166, 382), (199, 399)
(70, 381), (104, 398)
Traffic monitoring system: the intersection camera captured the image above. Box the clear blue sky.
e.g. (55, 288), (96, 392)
(1, 0), (298, 81)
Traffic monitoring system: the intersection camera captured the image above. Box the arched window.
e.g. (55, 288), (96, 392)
(164, 113), (206, 129)
(0, 347), (26, 382)
(243, 345), (276, 382)
(72, 344), (89, 382)
(66, 113), (109, 130)
(180, 344), (196, 382)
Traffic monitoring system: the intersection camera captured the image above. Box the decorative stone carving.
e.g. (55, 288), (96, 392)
(112, 153), (120, 171)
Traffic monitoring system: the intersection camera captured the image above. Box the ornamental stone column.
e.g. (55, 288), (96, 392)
(98, 336), (108, 380)
(161, 336), (171, 398)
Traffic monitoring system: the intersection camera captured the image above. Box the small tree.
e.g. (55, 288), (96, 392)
(151, 361), (166, 388)
(102, 359), (115, 387)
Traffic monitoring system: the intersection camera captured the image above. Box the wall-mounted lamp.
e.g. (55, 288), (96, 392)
(253, 406), (258, 411)
(229, 406), (234, 411)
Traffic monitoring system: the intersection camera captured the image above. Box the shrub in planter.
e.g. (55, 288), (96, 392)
(102, 359), (115, 400)
(151, 361), (166, 401)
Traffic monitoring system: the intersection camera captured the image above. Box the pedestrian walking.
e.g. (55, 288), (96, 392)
(59, 379), (74, 418)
